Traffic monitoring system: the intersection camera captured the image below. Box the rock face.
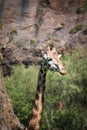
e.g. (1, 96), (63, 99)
(47, 0), (79, 11)
(0, 69), (24, 130)
(0, 45), (24, 130)
(0, 85), (24, 130)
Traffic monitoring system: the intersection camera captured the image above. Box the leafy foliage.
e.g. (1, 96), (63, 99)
(7, 29), (17, 42)
(69, 24), (83, 34)
(5, 48), (87, 129)
(29, 38), (36, 44)
(0, 20), (3, 30)
(5, 65), (38, 125)
(76, 2), (87, 14)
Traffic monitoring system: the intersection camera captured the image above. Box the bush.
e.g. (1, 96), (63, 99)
(69, 24), (83, 34)
(0, 20), (3, 30)
(76, 3), (87, 14)
(5, 65), (39, 125)
(53, 109), (84, 130)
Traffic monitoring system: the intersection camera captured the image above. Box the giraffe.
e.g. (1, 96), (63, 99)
(27, 45), (67, 130)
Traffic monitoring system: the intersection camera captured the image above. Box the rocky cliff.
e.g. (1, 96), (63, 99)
(0, 46), (24, 130)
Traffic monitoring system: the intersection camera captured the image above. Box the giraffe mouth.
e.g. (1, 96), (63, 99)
(59, 69), (67, 75)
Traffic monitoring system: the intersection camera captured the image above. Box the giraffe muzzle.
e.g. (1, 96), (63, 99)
(60, 69), (67, 75)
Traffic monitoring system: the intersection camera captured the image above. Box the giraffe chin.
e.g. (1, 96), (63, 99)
(59, 70), (67, 75)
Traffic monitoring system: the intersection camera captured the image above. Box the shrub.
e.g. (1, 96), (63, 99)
(5, 65), (38, 124)
(29, 38), (36, 44)
(14, 41), (23, 47)
(0, 20), (3, 30)
(76, 3), (87, 14)
(7, 29), (17, 42)
(53, 109), (84, 130)
(69, 24), (83, 34)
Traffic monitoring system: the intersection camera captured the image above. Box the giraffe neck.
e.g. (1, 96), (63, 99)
(28, 66), (47, 130)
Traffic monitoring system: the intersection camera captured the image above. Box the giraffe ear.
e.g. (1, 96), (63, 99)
(41, 51), (47, 59)
(58, 54), (62, 58)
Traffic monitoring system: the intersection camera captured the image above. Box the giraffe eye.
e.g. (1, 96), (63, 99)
(47, 57), (52, 61)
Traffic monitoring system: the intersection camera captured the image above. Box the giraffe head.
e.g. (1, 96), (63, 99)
(41, 45), (67, 75)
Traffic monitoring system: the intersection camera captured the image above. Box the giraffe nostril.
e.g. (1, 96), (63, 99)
(59, 66), (64, 70)
(62, 67), (65, 70)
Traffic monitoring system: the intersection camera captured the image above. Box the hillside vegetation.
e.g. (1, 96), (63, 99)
(5, 47), (87, 130)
